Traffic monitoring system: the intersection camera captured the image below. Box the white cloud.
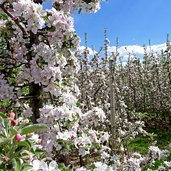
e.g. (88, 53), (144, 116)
(79, 46), (97, 56)
(79, 43), (167, 64)
(108, 43), (166, 61)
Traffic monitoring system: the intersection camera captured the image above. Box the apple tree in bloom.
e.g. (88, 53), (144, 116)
(0, 0), (103, 122)
(0, 0), (113, 167)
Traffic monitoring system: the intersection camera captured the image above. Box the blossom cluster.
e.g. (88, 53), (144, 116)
(0, 74), (15, 100)
(49, 0), (101, 13)
(13, 0), (45, 34)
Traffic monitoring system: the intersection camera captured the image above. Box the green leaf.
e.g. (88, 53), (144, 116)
(64, 35), (67, 41)
(9, 128), (18, 136)
(58, 163), (72, 171)
(0, 116), (5, 127)
(0, 137), (11, 145)
(20, 124), (48, 135)
(0, 113), (6, 119)
(21, 164), (32, 171)
(41, 15), (48, 20)
(49, 26), (55, 32)
(12, 158), (21, 171)
(0, 14), (8, 20)
(17, 140), (31, 150)
(0, 159), (3, 165)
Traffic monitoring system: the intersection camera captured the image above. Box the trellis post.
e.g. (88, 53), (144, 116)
(109, 52), (117, 153)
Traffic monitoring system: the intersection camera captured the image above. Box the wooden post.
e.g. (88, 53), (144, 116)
(109, 53), (116, 153)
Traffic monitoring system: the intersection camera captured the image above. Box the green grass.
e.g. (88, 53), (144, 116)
(128, 128), (171, 155)
(142, 160), (164, 171)
(148, 128), (171, 148)
(128, 129), (171, 170)
(128, 135), (151, 155)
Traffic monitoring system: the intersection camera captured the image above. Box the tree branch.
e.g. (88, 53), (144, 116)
(0, 3), (28, 38)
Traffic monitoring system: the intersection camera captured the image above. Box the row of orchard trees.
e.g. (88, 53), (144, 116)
(122, 42), (171, 114)
(77, 33), (171, 128)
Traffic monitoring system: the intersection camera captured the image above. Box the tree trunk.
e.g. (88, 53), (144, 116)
(29, 83), (42, 123)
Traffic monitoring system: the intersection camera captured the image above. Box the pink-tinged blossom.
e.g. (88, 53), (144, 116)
(15, 133), (24, 142)
(12, 0), (45, 34)
(8, 112), (16, 119)
(57, 130), (76, 141)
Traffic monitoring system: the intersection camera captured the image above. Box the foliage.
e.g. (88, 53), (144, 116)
(0, 112), (47, 170)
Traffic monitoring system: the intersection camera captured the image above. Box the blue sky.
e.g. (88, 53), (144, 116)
(43, 1), (171, 50)
(73, 0), (171, 50)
